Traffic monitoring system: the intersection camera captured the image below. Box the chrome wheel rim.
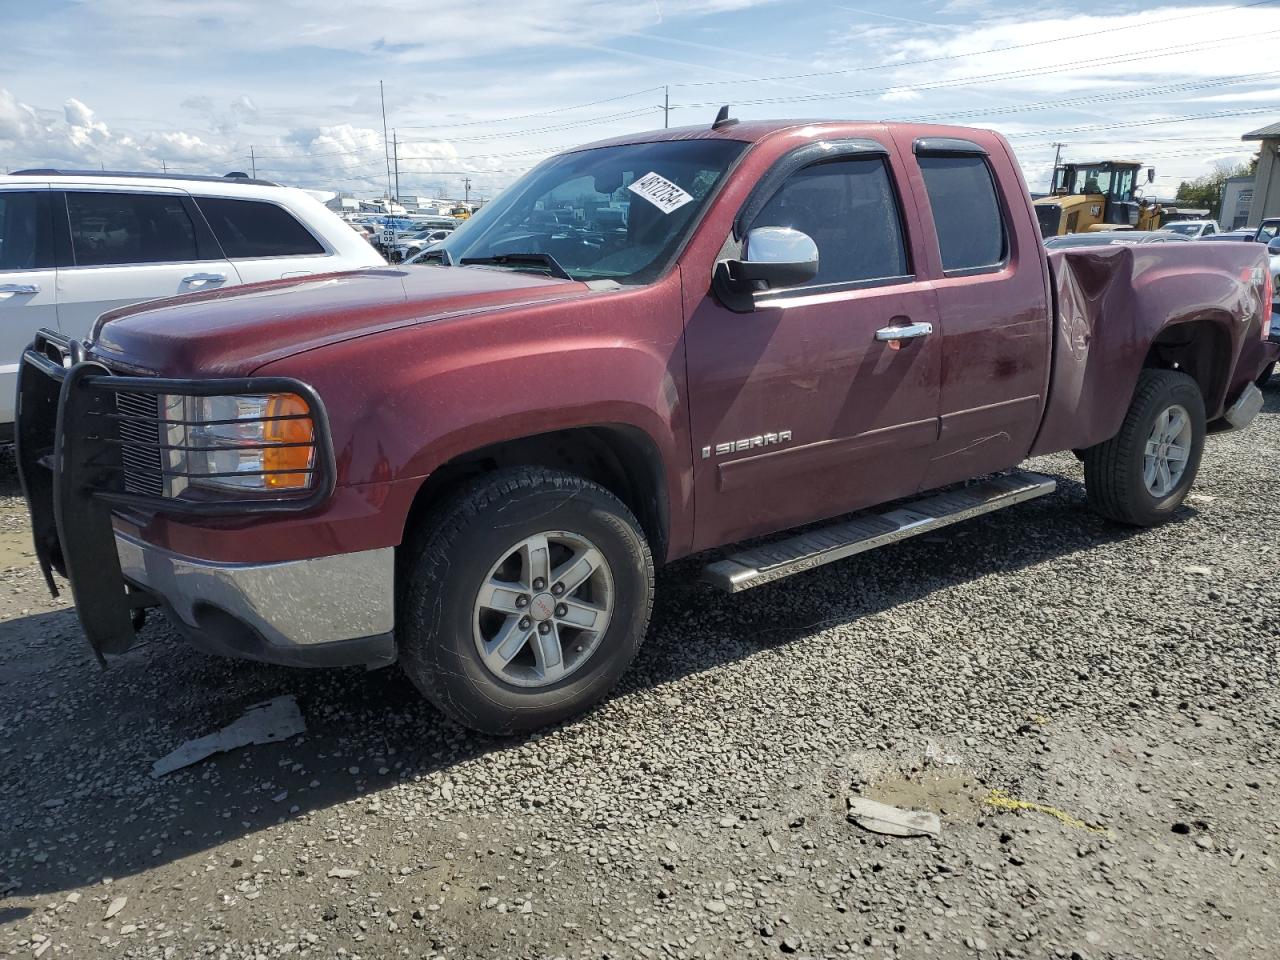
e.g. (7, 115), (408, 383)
(1143, 403), (1192, 498)
(472, 531), (614, 688)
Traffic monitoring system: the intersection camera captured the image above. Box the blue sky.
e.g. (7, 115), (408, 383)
(0, 0), (1273, 201)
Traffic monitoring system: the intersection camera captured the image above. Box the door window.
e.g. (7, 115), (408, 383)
(918, 156), (1008, 274)
(65, 191), (203, 267)
(0, 191), (53, 271)
(750, 157), (910, 290)
(196, 198), (325, 258)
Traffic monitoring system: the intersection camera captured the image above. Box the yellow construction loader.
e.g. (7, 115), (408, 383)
(1034, 161), (1162, 237)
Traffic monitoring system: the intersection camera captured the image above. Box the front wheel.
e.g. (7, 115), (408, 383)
(1082, 369), (1206, 527)
(397, 467), (654, 735)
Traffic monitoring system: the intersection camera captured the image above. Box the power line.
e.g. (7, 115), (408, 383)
(394, 86), (665, 132)
(899, 71), (1280, 124)
(671, 29), (1280, 110)
(1003, 107), (1279, 139)
(669, 0), (1280, 89)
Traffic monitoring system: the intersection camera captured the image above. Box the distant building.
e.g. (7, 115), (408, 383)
(324, 193), (360, 214)
(1242, 121), (1280, 227)
(1219, 175), (1255, 231)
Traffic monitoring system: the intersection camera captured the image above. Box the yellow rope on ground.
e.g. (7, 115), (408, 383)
(982, 789), (1111, 835)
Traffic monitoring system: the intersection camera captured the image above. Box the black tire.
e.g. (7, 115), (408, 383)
(1081, 369), (1205, 527)
(1258, 361), (1276, 388)
(397, 467), (654, 735)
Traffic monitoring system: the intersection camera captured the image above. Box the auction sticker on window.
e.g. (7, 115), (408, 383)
(628, 172), (693, 214)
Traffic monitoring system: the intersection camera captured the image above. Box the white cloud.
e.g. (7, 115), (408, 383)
(1, 0), (1273, 198)
(880, 87), (921, 103)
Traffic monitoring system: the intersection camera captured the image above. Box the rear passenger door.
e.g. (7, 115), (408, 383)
(193, 196), (330, 282)
(686, 139), (943, 549)
(897, 137), (1051, 490)
(55, 188), (237, 340)
(0, 187), (58, 425)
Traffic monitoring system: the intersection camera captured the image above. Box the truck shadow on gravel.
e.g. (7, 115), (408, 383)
(0, 468), (1179, 901)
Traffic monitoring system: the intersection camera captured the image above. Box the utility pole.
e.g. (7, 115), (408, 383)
(161, 159), (167, 173)
(250, 146), (256, 179)
(1050, 142), (1065, 191)
(379, 80), (392, 200)
(462, 177), (472, 208)
(663, 86), (669, 128)
(392, 129), (400, 202)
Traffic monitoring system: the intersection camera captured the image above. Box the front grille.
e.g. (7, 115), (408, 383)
(115, 391), (164, 497)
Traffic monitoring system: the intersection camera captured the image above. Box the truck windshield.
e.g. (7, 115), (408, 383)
(434, 138), (747, 284)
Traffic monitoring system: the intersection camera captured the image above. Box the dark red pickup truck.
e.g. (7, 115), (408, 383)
(17, 118), (1274, 733)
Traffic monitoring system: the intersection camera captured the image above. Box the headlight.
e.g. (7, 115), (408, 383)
(161, 392), (317, 494)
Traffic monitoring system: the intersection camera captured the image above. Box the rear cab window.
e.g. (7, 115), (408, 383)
(64, 191), (206, 267)
(917, 153), (1008, 275)
(196, 197), (326, 258)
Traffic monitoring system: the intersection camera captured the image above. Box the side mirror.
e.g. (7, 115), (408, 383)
(713, 227), (820, 313)
(1268, 237), (1280, 256)
(1146, 167), (1155, 184)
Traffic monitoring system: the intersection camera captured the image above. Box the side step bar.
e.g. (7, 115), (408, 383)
(703, 471), (1056, 593)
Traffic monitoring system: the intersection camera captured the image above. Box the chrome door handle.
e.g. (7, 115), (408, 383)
(0, 283), (40, 295)
(181, 272), (226, 285)
(875, 321), (933, 341)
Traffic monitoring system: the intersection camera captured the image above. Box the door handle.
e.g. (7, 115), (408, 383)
(181, 272), (226, 286)
(0, 283), (40, 295)
(875, 321), (933, 342)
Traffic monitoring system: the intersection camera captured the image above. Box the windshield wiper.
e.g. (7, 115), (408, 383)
(459, 252), (572, 281)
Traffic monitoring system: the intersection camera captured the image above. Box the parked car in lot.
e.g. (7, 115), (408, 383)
(16, 120), (1275, 733)
(0, 171), (386, 434)
(1043, 230), (1189, 249)
(1253, 218), (1280, 244)
(391, 227), (453, 262)
(1159, 219), (1219, 239)
(1199, 230), (1257, 242)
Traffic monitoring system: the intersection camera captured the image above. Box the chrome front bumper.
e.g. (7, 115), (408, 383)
(116, 532), (396, 668)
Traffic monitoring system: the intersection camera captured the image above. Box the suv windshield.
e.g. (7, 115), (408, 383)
(1162, 222), (1202, 235)
(434, 138), (747, 284)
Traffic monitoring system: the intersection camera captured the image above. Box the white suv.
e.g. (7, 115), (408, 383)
(0, 170), (386, 431)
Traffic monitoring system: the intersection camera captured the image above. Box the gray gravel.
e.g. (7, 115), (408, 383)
(2, 387), (1278, 959)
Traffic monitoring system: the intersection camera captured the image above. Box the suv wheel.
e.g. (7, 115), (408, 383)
(1082, 369), (1205, 526)
(397, 467), (654, 734)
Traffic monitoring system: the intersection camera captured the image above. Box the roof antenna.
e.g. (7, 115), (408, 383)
(712, 105), (738, 130)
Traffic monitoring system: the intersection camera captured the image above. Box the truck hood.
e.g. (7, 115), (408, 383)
(90, 266), (590, 377)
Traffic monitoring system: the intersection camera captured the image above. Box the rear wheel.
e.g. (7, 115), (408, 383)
(1082, 369), (1205, 527)
(397, 467), (654, 735)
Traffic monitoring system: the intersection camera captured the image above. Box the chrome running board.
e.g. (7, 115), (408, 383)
(702, 471), (1057, 593)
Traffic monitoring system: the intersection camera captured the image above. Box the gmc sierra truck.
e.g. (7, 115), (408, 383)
(16, 118), (1274, 734)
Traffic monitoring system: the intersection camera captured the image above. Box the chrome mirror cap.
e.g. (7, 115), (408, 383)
(744, 226), (819, 267)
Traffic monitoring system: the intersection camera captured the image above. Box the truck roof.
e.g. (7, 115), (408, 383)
(570, 119), (1006, 152)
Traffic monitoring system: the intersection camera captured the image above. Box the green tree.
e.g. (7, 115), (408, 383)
(1174, 156), (1258, 218)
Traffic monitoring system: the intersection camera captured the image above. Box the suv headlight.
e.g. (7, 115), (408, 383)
(161, 392), (317, 494)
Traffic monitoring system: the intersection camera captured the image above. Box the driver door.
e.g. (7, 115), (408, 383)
(685, 143), (942, 549)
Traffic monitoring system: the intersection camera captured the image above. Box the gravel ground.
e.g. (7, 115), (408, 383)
(1, 388), (1278, 960)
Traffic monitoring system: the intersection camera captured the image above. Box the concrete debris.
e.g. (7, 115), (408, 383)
(150, 695), (306, 778)
(846, 797), (941, 838)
